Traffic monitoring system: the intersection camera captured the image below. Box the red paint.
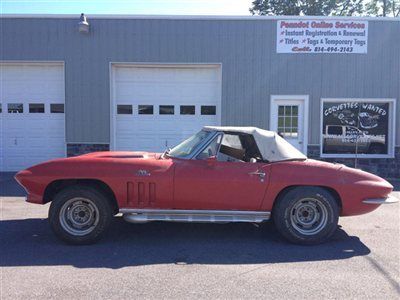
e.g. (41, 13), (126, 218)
(15, 151), (393, 216)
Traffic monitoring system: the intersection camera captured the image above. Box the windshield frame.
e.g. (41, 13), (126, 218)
(166, 130), (219, 159)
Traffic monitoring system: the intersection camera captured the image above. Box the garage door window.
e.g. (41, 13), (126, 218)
(117, 105), (133, 115)
(159, 105), (174, 115)
(29, 103), (45, 113)
(8, 103), (23, 113)
(180, 105), (195, 115)
(138, 105), (153, 115)
(201, 105), (216, 115)
(50, 103), (64, 113)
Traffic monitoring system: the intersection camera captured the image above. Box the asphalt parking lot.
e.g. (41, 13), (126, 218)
(1, 173), (399, 299)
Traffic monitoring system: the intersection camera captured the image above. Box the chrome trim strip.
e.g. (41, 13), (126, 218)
(120, 208), (271, 223)
(120, 208), (270, 216)
(362, 196), (399, 204)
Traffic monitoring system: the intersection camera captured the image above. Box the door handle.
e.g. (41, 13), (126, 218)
(248, 171), (266, 178)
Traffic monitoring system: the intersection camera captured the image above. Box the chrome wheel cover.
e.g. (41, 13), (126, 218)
(59, 197), (99, 236)
(290, 197), (328, 236)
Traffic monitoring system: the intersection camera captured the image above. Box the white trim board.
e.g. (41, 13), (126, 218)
(320, 98), (396, 159)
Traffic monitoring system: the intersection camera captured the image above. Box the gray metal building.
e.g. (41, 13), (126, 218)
(0, 15), (399, 177)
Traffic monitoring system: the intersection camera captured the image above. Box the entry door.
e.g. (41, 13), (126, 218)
(173, 159), (270, 210)
(270, 97), (308, 154)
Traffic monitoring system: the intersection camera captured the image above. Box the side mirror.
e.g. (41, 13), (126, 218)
(206, 156), (217, 165)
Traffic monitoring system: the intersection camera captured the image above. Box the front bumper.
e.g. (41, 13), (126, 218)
(362, 196), (399, 205)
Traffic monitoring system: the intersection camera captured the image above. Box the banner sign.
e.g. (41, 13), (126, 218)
(322, 101), (389, 155)
(277, 20), (368, 54)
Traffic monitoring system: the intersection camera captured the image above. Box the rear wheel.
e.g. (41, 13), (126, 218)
(49, 185), (113, 245)
(273, 187), (339, 245)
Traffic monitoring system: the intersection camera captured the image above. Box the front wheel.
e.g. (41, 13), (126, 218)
(273, 187), (339, 245)
(49, 185), (113, 245)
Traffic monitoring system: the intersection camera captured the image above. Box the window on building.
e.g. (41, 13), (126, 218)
(50, 104), (64, 113)
(8, 103), (23, 113)
(159, 105), (174, 115)
(277, 105), (298, 138)
(201, 105), (216, 115)
(29, 103), (45, 113)
(180, 105), (195, 115)
(0, 103), (2, 113)
(138, 105), (153, 115)
(321, 99), (395, 157)
(117, 105), (133, 115)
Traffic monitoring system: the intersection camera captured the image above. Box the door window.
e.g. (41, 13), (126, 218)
(117, 105), (133, 114)
(180, 105), (195, 115)
(201, 105), (216, 115)
(213, 133), (262, 163)
(50, 104), (64, 113)
(277, 105), (298, 137)
(196, 134), (222, 160)
(29, 103), (45, 113)
(8, 103), (23, 113)
(138, 105), (153, 115)
(159, 105), (174, 115)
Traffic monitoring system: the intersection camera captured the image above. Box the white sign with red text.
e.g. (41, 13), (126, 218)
(277, 20), (368, 54)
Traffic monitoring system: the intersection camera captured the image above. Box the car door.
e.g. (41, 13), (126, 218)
(172, 131), (271, 211)
(173, 159), (270, 210)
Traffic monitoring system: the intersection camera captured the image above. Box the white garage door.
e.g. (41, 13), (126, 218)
(112, 65), (221, 152)
(0, 63), (65, 171)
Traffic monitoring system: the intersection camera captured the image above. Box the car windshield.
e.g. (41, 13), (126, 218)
(167, 130), (212, 158)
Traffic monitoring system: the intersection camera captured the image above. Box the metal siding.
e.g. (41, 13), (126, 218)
(1, 18), (399, 145)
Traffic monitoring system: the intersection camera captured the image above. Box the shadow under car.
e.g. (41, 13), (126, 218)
(0, 217), (370, 269)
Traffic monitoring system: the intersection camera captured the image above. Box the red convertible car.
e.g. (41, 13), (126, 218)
(15, 126), (396, 245)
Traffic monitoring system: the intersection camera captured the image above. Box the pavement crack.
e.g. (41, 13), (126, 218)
(364, 255), (400, 295)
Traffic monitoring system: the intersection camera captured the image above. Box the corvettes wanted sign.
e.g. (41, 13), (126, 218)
(276, 20), (368, 54)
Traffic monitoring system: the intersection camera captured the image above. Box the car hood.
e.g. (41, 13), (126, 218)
(21, 151), (163, 174)
(78, 151), (160, 160)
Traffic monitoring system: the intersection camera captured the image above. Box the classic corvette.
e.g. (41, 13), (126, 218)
(15, 126), (396, 245)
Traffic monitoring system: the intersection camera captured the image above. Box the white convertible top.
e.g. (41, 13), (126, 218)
(203, 126), (307, 162)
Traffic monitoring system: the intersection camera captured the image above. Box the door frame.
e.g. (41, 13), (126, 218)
(270, 95), (309, 154)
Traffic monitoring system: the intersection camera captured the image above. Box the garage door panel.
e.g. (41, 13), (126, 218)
(4, 157), (27, 170)
(114, 65), (221, 152)
(27, 137), (64, 148)
(0, 63), (65, 171)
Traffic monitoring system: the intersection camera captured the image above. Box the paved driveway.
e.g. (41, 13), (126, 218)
(1, 173), (399, 299)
